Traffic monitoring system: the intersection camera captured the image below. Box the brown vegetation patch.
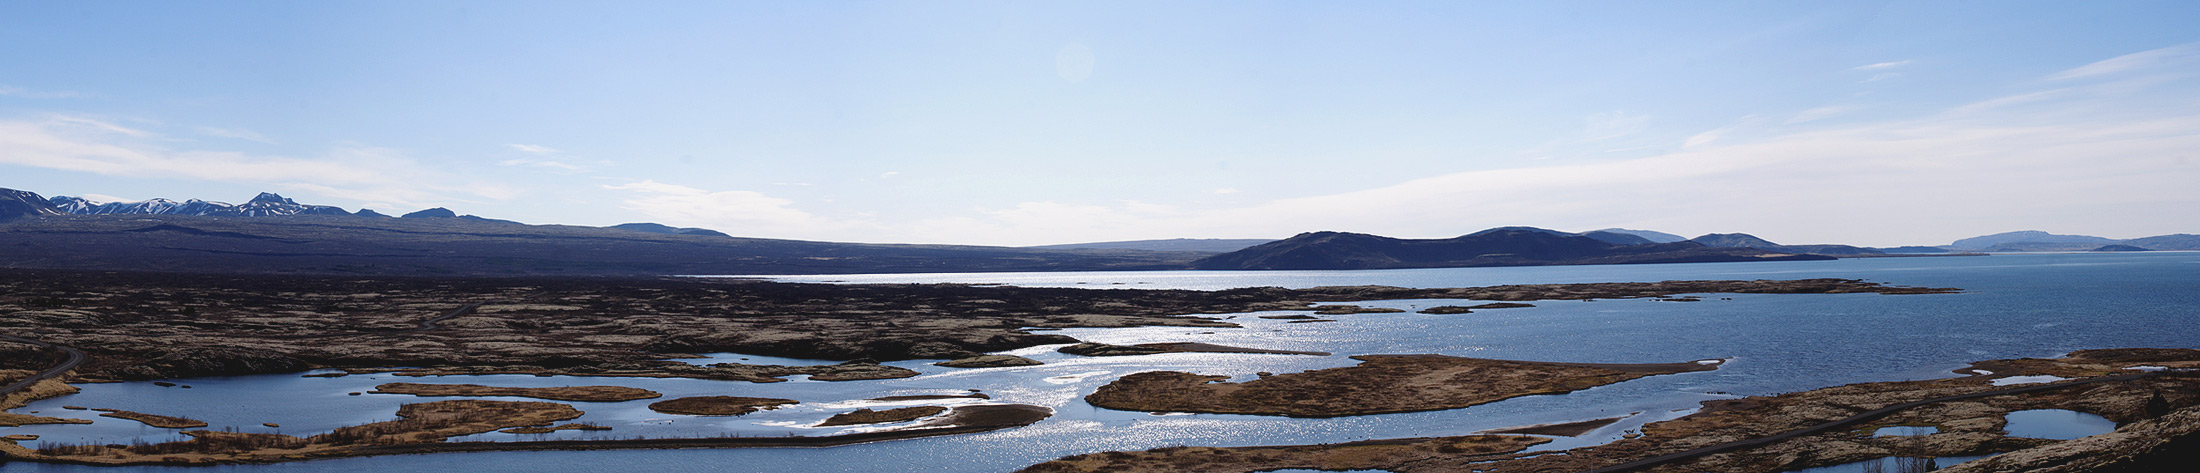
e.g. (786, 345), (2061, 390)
(1021, 435), (1549, 473)
(647, 396), (799, 416)
(371, 383), (661, 402)
(94, 409), (207, 428)
(819, 406), (948, 426)
(1086, 354), (1717, 417)
(0, 270), (1944, 382)
(1420, 302), (1537, 314)
(1059, 342), (1329, 357)
(0, 411), (90, 427)
(4, 400), (582, 465)
(1039, 350), (2200, 473)
(870, 393), (989, 401)
(935, 355), (1043, 368)
(355, 360), (920, 383)
(500, 423), (612, 434)
(1309, 305), (1406, 315)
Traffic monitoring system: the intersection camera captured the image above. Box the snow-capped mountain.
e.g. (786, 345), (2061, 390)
(47, 192), (359, 217)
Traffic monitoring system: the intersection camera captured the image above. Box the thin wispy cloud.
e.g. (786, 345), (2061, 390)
(0, 116), (503, 208)
(1852, 60), (1913, 70)
(2049, 44), (2197, 81)
(507, 143), (558, 154)
(499, 158), (588, 172)
(195, 126), (277, 144)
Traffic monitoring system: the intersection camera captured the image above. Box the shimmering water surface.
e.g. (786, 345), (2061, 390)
(5, 252), (2196, 472)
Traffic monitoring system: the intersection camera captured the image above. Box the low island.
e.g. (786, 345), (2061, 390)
(1085, 354), (1722, 417)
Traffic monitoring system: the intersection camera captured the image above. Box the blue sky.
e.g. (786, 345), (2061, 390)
(4, 1), (2198, 246)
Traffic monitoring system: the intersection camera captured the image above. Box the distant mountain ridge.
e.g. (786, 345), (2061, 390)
(1951, 231), (2118, 250)
(49, 192), (354, 217)
(1948, 230), (2200, 252)
(17, 189), (714, 237)
(1030, 238), (1276, 253)
(1189, 227), (1831, 270)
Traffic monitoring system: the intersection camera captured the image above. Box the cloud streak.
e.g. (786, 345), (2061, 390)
(0, 116), (499, 208)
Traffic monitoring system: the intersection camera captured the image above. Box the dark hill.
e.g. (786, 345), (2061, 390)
(1690, 233), (1884, 256)
(1, 189), (63, 221)
(1030, 238), (1276, 253)
(1690, 233), (1783, 248)
(609, 222), (732, 237)
(2091, 244), (2151, 252)
(1189, 228), (1830, 270)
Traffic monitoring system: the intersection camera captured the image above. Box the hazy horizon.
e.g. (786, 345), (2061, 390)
(5, 2), (2197, 247)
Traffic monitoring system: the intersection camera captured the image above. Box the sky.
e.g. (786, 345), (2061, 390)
(3, 1), (2198, 247)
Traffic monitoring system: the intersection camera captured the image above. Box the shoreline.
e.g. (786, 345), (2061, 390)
(1022, 349), (2200, 473)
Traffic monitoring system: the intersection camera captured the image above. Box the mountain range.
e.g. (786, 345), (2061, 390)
(0, 188), (1208, 276)
(3, 187), (2192, 275)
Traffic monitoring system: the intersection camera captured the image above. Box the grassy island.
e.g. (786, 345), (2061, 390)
(371, 383), (661, 402)
(94, 408), (208, 428)
(819, 406), (948, 426)
(646, 396), (799, 416)
(1086, 354), (1720, 417)
(1058, 342), (1330, 357)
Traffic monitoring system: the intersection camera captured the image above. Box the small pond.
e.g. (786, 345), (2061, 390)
(2003, 409), (2116, 440)
(1873, 425), (1939, 437)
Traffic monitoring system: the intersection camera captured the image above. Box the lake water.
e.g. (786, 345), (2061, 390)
(5, 252), (2196, 472)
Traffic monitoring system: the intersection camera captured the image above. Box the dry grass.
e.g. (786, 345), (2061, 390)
(1086, 354), (1716, 417)
(9, 400), (583, 465)
(818, 406), (946, 426)
(647, 396), (798, 416)
(94, 409), (207, 428)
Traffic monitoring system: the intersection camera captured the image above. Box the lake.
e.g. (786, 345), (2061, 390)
(4, 252), (2196, 472)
